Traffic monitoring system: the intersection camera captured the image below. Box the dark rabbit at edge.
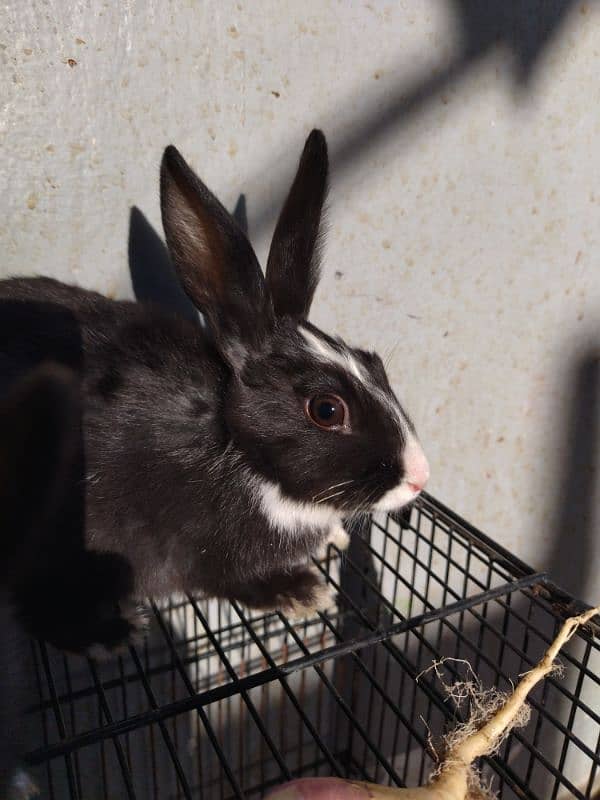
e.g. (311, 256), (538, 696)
(0, 364), (134, 797)
(0, 130), (429, 654)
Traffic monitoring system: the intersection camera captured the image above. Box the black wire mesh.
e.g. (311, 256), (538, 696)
(22, 494), (600, 799)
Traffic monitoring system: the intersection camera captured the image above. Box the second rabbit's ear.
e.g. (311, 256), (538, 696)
(266, 130), (329, 319)
(160, 146), (272, 367)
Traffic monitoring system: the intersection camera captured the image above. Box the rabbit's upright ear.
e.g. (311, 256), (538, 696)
(161, 147), (271, 366)
(266, 130), (328, 319)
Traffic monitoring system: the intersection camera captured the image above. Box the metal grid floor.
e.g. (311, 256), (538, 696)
(23, 494), (600, 799)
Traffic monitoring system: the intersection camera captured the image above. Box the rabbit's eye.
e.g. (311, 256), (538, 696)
(305, 394), (348, 430)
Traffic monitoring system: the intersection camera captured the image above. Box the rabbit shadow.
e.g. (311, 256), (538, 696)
(535, 345), (600, 798)
(128, 206), (199, 324)
(545, 347), (599, 603)
(467, 346), (600, 798)
(247, 0), (581, 240)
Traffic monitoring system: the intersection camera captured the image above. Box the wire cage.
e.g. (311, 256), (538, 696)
(22, 494), (600, 799)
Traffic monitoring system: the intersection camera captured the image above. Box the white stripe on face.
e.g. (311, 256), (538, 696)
(373, 433), (430, 512)
(299, 325), (410, 434)
(299, 327), (365, 383)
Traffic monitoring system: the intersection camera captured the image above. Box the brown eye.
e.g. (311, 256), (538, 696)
(306, 394), (348, 430)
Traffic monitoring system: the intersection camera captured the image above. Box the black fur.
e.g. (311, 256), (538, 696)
(0, 364), (136, 796)
(266, 129), (328, 318)
(160, 145), (271, 363)
(0, 130), (418, 653)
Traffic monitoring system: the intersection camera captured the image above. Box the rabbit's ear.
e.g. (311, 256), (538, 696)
(161, 146), (271, 365)
(266, 130), (328, 319)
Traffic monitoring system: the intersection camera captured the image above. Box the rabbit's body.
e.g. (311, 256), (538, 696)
(0, 277), (338, 602)
(0, 131), (429, 652)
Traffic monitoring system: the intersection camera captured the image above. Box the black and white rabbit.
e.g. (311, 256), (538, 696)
(0, 130), (429, 653)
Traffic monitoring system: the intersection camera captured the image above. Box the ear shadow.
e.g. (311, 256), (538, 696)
(232, 194), (248, 236)
(128, 207), (199, 324)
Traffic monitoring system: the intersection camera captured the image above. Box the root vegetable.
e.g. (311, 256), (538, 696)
(268, 604), (600, 800)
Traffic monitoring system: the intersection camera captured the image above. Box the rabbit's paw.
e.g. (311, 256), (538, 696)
(328, 524), (350, 551)
(282, 581), (336, 621)
(230, 567), (335, 620)
(86, 602), (149, 660)
(7, 768), (38, 800)
(316, 523), (350, 559)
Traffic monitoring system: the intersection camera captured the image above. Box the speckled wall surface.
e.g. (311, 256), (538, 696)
(1, 1), (599, 601)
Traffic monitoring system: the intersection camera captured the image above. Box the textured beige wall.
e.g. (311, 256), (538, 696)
(1, 1), (599, 600)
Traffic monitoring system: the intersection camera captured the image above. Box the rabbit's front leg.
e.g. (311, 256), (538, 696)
(15, 551), (148, 658)
(227, 566), (335, 620)
(316, 522), (350, 560)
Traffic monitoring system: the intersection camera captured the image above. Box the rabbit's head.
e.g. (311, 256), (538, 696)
(160, 131), (429, 515)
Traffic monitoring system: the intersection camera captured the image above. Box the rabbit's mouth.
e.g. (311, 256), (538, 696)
(372, 479), (423, 512)
(372, 434), (430, 512)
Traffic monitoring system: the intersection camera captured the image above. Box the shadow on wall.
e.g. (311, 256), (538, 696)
(251, 0), (586, 237)
(546, 347), (599, 605)
(128, 1), (584, 247)
(129, 207), (199, 324)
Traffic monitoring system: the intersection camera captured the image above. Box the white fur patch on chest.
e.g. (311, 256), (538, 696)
(253, 478), (341, 535)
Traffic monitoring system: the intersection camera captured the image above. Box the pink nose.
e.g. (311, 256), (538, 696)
(404, 436), (430, 493)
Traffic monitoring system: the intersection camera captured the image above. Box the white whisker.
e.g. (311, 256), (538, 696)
(315, 489), (347, 505)
(312, 479), (354, 501)
(383, 338), (402, 370)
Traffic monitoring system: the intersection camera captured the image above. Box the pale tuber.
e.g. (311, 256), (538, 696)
(268, 604), (600, 800)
